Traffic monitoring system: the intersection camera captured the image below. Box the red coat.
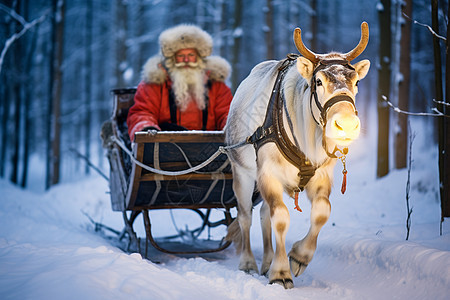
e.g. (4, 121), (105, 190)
(127, 80), (232, 141)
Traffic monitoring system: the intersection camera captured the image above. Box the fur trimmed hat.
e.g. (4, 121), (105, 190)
(159, 24), (213, 58)
(205, 56), (231, 82)
(141, 55), (231, 84)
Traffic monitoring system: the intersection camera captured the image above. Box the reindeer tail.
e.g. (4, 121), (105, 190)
(225, 219), (242, 254)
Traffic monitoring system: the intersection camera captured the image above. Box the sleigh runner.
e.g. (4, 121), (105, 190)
(102, 88), (248, 256)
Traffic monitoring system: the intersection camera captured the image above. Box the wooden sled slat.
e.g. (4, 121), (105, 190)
(140, 173), (233, 181)
(134, 131), (226, 143)
(126, 131), (235, 211)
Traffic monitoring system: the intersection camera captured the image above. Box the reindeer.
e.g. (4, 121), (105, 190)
(224, 22), (370, 288)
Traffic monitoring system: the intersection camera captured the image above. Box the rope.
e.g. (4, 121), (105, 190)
(221, 139), (248, 151)
(110, 135), (248, 176)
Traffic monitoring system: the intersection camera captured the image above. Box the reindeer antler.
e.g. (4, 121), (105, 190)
(293, 22), (369, 63)
(343, 22), (369, 61)
(293, 28), (320, 64)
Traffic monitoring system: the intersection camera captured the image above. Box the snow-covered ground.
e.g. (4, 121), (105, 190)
(1, 119), (449, 300)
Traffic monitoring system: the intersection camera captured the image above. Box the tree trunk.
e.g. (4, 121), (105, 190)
(395, 0), (412, 169)
(432, 0), (443, 110)
(114, 0), (128, 88)
(265, 0), (274, 60)
(134, 0), (145, 78)
(442, 1), (450, 219)
(21, 4), (38, 188)
(377, 0), (391, 178)
(11, 2), (23, 185)
(310, 0), (318, 51)
(11, 53), (20, 184)
(231, 0), (242, 92)
(84, 0), (93, 174)
(432, 0), (445, 220)
(289, 0), (300, 52)
(47, 0), (65, 188)
(219, 0), (228, 57)
(196, 0), (205, 29)
(0, 68), (9, 178)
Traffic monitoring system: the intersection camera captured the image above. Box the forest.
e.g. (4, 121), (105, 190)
(0, 0), (449, 218)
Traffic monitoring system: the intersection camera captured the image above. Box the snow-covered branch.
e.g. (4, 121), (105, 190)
(402, 12), (447, 41)
(0, 4), (27, 25)
(433, 99), (450, 107)
(0, 7), (50, 75)
(382, 95), (449, 118)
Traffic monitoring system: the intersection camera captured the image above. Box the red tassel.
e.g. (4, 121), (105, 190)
(341, 169), (347, 194)
(294, 191), (302, 212)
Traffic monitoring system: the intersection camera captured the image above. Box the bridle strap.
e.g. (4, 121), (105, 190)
(321, 95), (357, 122)
(310, 59), (356, 125)
(309, 60), (357, 158)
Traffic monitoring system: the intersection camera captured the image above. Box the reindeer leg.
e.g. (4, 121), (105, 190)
(289, 182), (331, 277)
(259, 173), (293, 289)
(260, 200), (273, 276)
(232, 165), (259, 274)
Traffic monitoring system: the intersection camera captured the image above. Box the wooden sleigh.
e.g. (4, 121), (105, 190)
(103, 88), (255, 257)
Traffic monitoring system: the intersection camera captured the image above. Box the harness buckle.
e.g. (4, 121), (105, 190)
(247, 126), (270, 144)
(297, 161), (316, 191)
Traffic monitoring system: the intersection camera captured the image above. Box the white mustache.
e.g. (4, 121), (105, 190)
(174, 61), (199, 68)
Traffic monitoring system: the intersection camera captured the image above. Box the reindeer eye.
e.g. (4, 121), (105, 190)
(316, 79), (322, 86)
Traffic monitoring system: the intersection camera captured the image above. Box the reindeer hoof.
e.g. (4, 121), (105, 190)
(243, 268), (258, 275)
(289, 256), (308, 277)
(239, 262), (259, 275)
(260, 263), (271, 277)
(238, 254), (259, 275)
(269, 278), (294, 289)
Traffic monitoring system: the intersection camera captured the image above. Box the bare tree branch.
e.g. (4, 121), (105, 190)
(402, 12), (447, 41)
(0, 7), (50, 75)
(403, 13), (447, 41)
(433, 99), (450, 107)
(413, 19), (447, 40)
(82, 211), (121, 235)
(0, 4), (27, 25)
(382, 95), (449, 118)
(405, 123), (415, 241)
(69, 148), (109, 181)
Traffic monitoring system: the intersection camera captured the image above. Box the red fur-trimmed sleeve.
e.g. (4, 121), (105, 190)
(210, 81), (232, 130)
(127, 81), (162, 141)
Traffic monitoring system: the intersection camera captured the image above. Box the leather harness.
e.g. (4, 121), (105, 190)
(246, 54), (357, 191)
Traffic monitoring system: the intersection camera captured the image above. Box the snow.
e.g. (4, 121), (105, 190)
(1, 119), (450, 300)
(232, 27), (243, 38)
(376, 2), (384, 12)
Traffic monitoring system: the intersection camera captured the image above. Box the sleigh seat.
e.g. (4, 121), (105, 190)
(102, 88), (258, 257)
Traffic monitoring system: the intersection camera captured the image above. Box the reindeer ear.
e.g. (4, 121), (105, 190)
(353, 59), (370, 80)
(296, 56), (315, 80)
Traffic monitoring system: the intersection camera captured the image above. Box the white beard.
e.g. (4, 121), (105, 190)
(168, 62), (206, 112)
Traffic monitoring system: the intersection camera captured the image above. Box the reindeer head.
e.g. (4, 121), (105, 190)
(294, 23), (370, 150)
